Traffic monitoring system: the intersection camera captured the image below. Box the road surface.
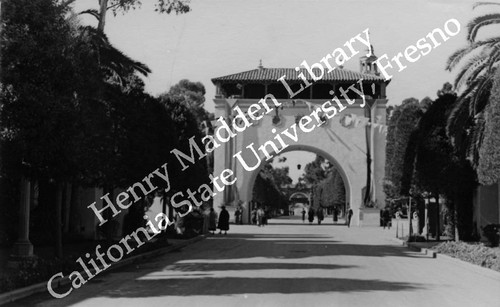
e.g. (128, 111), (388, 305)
(7, 217), (500, 307)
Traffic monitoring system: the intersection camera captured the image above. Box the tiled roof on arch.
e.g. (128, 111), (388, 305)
(211, 67), (387, 83)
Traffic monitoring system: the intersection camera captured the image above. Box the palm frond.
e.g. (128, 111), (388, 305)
(467, 13), (500, 42)
(447, 95), (472, 154)
(446, 45), (477, 71)
(453, 54), (488, 90)
(77, 25), (151, 86)
(472, 74), (494, 114)
(455, 74), (492, 118)
(446, 37), (500, 71)
(486, 45), (500, 71)
(473, 2), (500, 9)
(467, 112), (486, 166)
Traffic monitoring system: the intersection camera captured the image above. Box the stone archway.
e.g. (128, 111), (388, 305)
(243, 145), (353, 224)
(211, 66), (389, 226)
(289, 192), (309, 201)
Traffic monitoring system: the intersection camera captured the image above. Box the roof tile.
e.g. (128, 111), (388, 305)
(212, 67), (386, 83)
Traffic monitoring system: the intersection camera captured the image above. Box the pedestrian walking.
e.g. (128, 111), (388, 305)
(383, 207), (392, 229)
(208, 207), (217, 234)
(234, 208), (241, 225)
(347, 208), (353, 227)
(251, 208), (257, 225)
(317, 208), (324, 225)
(257, 207), (265, 227)
(308, 208), (314, 224)
(333, 207), (338, 223)
(263, 208), (268, 225)
(301, 209), (306, 223)
(218, 206), (229, 235)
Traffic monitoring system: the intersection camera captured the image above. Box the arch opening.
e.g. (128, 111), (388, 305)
(246, 145), (351, 224)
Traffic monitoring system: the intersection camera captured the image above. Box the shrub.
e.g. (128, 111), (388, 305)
(433, 241), (500, 272)
(482, 224), (500, 247)
(0, 257), (80, 293)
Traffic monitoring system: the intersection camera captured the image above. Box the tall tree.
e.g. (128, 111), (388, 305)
(300, 155), (331, 185)
(446, 2), (500, 167)
(384, 98), (424, 200)
(160, 79), (211, 126)
(1, 0), (85, 257)
(79, 0), (191, 33)
(477, 68), (500, 184)
(403, 86), (476, 241)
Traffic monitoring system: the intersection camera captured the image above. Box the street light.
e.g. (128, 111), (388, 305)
(363, 96), (376, 208)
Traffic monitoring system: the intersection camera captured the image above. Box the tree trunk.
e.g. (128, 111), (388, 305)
(162, 192), (169, 237)
(55, 183), (64, 258)
(103, 185), (115, 243)
(69, 184), (80, 233)
(435, 193), (440, 241)
(0, 0), (3, 82)
(364, 109), (372, 207)
(453, 197), (459, 242)
(63, 183), (72, 233)
(97, 0), (108, 32)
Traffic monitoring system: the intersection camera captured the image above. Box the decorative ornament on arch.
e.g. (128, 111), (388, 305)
(340, 114), (359, 129)
(295, 114), (304, 125)
(272, 114), (284, 127)
(317, 111), (329, 128)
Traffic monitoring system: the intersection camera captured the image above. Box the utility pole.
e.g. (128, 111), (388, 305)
(408, 195), (412, 242)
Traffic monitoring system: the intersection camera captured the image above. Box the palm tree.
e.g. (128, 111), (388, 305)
(76, 25), (151, 86)
(446, 2), (500, 166)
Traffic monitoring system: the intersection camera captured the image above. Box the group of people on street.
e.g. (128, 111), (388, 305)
(301, 207), (353, 226)
(381, 207), (392, 229)
(208, 205), (229, 235)
(251, 207), (268, 226)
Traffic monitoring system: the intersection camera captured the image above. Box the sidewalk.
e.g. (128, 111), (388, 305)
(0, 235), (205, 305)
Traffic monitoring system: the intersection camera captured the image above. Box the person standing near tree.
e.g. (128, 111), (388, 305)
(383, 207), (392, 229)
(208, 207), (217, 235)
(308, 208), (314, 224)
(257, 207), (265, 227)
(317, 208), (324, 225)
(217, 206), (230, 235)
(302, 208), (306, 223)
(347, 208), (353, 227)
(218, 206), (230, 235)
(251, 208), (257, 225)
(234, 208), (241, 225)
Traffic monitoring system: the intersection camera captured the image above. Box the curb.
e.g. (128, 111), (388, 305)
(0, 235), (205, 306)
(394, 238), (500, 280)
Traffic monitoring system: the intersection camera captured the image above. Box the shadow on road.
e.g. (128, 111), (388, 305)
(103, 277), (423, 297)
(7, 230), (428, 305)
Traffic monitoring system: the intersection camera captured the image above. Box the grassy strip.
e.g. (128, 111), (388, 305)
(432, 241), (500, 272)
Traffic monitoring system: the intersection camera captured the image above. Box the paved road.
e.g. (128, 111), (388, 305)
(8, 217), (500, 307)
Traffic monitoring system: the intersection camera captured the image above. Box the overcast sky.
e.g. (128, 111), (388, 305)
(74, 0), (491, 182)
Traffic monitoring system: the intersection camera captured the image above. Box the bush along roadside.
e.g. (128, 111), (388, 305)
(482, 224), (500, 247)
(432, 241), (500, 272)
(0, 236), (173, 294)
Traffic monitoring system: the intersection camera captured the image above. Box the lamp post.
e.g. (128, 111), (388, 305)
(363, 97), (376, 207)
(408, 195), (413, 242)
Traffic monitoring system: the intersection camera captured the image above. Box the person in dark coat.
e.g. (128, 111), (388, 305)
(308, 208), (314, 224)
(317, 208), (324, 225)
(333, 207), (338, 223)
(251, 208), (257, 225)
(301, 209), (306, 223)
(383, 207), (392, 229)
(208, 207), (217, 234)
(218, 205), (230, 235)
(347, 208), (353, 227)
